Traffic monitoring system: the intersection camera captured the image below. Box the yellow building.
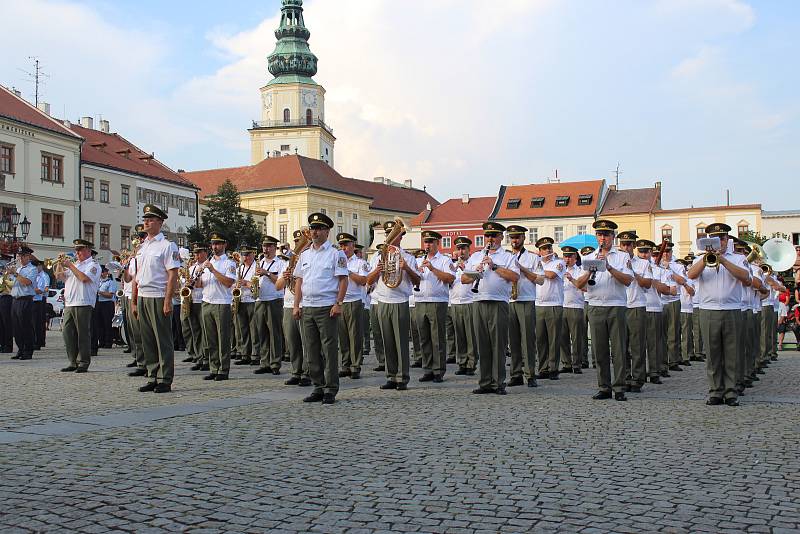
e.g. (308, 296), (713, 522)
(653, 204), (762, 257)
(598, 183), (662, 242)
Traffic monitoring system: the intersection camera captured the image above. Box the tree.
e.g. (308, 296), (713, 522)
(186, 180), (262, 250)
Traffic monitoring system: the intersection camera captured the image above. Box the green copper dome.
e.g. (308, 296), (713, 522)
(267, 0), (318, 86)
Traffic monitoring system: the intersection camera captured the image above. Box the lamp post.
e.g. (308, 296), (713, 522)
(0, 208), (30, 256)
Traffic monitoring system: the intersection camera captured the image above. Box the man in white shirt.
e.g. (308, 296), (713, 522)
(506, 225), (540, 387)
(560, 246), (586, 374)
(687, 223), (752, 406)
(677, 256), (696, 366)
(619, 231), (651, 392)
(450, 237), (478, 376)
(579, 245), (596, 368)
(293, 213), (349, 404)
(534, 237), (565, 380)
(232, 244), (258, 367)
(462, 222), (520, 395)
(56, 240), (101, 372)
(761, 266), (785, 366)
(659, 243), (688, 372)
(277, 230), (311, 387)
(254, 235), (287, 375)
(122, 224), (147, 374)
(638, 240), (671, 384)
(182, 243), (209, 371)
(336, 232), (369, 379)
(574, 220), (634, 401)
(131, 204), (181, 392)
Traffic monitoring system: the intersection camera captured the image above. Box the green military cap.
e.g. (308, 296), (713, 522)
(536, 236), (555, 248)
(383, 219), (406, 234)
(617, 230), (638, 243)
(277, 254), (290, 261)
(355, 244), (364, 250)
(240, 243), (257, 253)
(143, 203), (168, 220)
(636, 239), (656, 250)
(482, 221), (506, 235)
(454, 236), (472, 248)
(685, 252), (696, 260)
(309, 212), (334, 229)
(209, 231), (227, 243)
(506, 225), (527, 236)
(593, 219), (618, 232)
(292, 229), (303, 240)
(421, 230), (442, 241)
(410, 248), (425, 258)
(73, 238), (93, 249)
(337, 232), (357, 244)
(676, 258), (689, 266)
(19, 245), (34, 255)
(561, 245), (578, 255)
(191, 242), (209, 252)
(262, 235), (279, 246)
(705, 222), (731, 236)
(733, 237), (750, 252)
(580, 245), (596, 256)
(134, 223), (145, 234)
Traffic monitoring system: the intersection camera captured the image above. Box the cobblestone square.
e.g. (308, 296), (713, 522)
(2, 331), (799, 533)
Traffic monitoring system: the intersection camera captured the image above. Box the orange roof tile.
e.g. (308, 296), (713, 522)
(492, 180), (605, 219)
(414, 196), (497, 226)
(0, 86), (81, 139)
(600, 187), (661, 215)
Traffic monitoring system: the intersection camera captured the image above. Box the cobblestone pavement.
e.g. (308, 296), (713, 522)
(2, 331), (800, 533)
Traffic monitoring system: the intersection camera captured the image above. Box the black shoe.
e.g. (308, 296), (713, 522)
(756, 369), (765, 375)
(573, 368), (582, 374)
(351, 371), (361, 379)
(508, 376), (524, 387)
(282, 355), (290, 362)
(379, 381), (397, 390)
(271, 368), (280, 375)
(253, 367), (271, 374)
(411, 361), (422, 368)
(128, 368), (147, 377)
(559, 367), (572, 374)
(472, 387), (496, 394)
(649, 376), (662, 384)
(190, 364), (204, 371)
(250, 360), (259, 366)
(203, 374), (217, 381)
(396, 383), (408, 391)
(549, 373), (559, 380)
(660, 370), (671, 378)
(154, 383), (172, 393)
(669, 364), (683, 371)
(339, 369), (351, 378)
(527, 378), (538, 388)
(17, 355), (32, 360)
(725, 398), (740, 407)
(90, 352), (97, 357)
(454, 367), (467, 375)
(750, 376), (759, 382)
(629, 385), (642, 393)
(581, 363), (589, 369)
(138, 382), (157, 392)
(125, 361), (137, 368)
(123, 348), (132, 354)
(285, 376), (301, 385)
(614, 392), (627, 401)
(322, 393), (335, 405)
(303, 392), (324, 403)
(495, 386), (507, 395)
(373, 365), (385, 372)
(536, 371), (550, 379)
(623, 385), (631, 392)
(60, 366), (77, 372)
(706, 397), (723, 405)
(182, 357), (194, 363)
(299, 377), (312, 387)
(234, 358), (251, 366)
(592, 391), (612, 400)
(681, 360), (691, 366)
(201, 364), (210, 371)
(466, 368), (476, 376)
(214, 374), (229, 381)
(419, 373), (434, 382)
(432, 375), (443, 383)
(446, 356), (456, 364)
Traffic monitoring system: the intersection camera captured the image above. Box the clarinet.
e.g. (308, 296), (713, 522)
(471, 246), (490, 294)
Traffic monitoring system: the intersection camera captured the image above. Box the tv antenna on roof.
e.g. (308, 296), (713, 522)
(19, 56), (49, 107)
(612, 162), (622, 189)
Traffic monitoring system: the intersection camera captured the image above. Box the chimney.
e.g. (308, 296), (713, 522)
(462, 194), (470, 204)
(609, 184), (617, 191)
(12, 88), (21, 98)
(403, 179), (413, 189)
(80, 116), (93, 129)
(654, 181), (662, 189)
(373, 176), (386, 183)
(426, 202), (432, 211)
(37, 102), (50, 115)
(62, 120), (71, 128)
(99, 119), (110, 133)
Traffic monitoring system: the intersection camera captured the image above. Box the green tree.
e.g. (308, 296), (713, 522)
(186, 179), (262, 250)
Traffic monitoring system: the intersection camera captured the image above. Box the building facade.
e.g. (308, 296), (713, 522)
(598, 184), (662, 241)
(409, 195), (497, 254)
(762, 210), (800, 245)
(653, 204), (762, 257)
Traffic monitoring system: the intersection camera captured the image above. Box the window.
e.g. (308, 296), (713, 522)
(283, 108), (290, 122)
(661, 226), (673, 242)
(320, 208), (327, 215)
(84, 178), (94, 200)
(474, 235), (485, 248)
(530, 197), (545, 208)
(279, 224), (287, 244)
(442, 236), (452, 249)
(337, 225), (343, 234)
(121, 185), (130, 206)
(0, 143), (14, 174)
(352, 213), (358, 220)
(178, 198), (185, 216)
(352, 226), (358, 238)
(83, 222), (95, 243)
(738, 224), (749, 236)
(100, 181), (109, 203)
(121, 226), (131, 250)
(41, 153), (64, 183)
(41, 210), (64, 238)
(279, 208), (287, 215)
(577, 225), (587, 235)
(578, 194), (593, 206)
(554, 226), (564, 243)
(0, 204), (16, 223)
(306, 109), (313, 125)
(280, 144), (290, 152)
(99, 224), (110, 249)
(555, 196), (570, 207)
(528, 227), (538, 244)
(187, 200), (196, 217)
(696, 225), (706, 238)
(177, 235), (186, 248)
(506, 198), (521, 209)
(337, 210), (343, 219)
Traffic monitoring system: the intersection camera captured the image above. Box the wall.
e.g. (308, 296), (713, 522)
(762, 213), (800, 245)
(653, 207), (761, 257)
(135, 177), (198, 249)
(79, 164), (137, 263)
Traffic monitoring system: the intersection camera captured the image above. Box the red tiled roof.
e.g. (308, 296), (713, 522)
(493, 180), (606, 219)
(0, 86), (81, 138)
(600, 187), (661, 215)
(413, 196), (496, 226)
(72, 124), (198, 189)
(183, 155), (439, 215)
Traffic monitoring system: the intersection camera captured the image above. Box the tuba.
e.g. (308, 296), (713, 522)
(761, 238), (796, 273)
(287, 228), (312, 294)
(381, 218), (406, 289)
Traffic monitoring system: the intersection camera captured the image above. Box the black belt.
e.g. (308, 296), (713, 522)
(13, 296), (33, 301)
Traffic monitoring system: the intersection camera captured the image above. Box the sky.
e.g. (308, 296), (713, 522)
(2, 0), (799, 210)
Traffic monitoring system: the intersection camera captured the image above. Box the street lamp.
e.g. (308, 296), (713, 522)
(20, 216), (30, 240)
(0, 207), (28, 255)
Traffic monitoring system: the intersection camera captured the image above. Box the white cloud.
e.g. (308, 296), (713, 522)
(655, 0), (755, 34)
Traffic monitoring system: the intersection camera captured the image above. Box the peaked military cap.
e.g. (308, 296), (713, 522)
(561, 245), (578, 255)
(636, 239), (656, 250)
(142, 204), (167, 220)
(482, 221), (506, 235)
(683, 254), (695, 263)
(383, 219), (406, 234)
(454, 236), (472, 248)
(209, 231), (227, 243)
(192, 242), (209, 252)
(277, 254), (290, 262)
(262, 235), (279, 246)
(705, 222), (731, 236)
(91, 249), (98, 256)
(19, 245), (34, 255)
(421, 230), (442, 241)
(536, 237), (555, 248)
(73, 239), (93, 249)
(134, 223), (145, 234)
(506, 225), (528, 236)
(337, 232), (357, 244)
(593, 219), (618, 232)
(617, 231), (638, 243)
(580, 245), (596, 256)
(355, 244), (364, 250)
(309, 212), (334, 229)
(292, 229), (304, 240)
(240, 243), (257, 253)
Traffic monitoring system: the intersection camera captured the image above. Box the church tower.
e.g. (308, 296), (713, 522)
(249, 0), (335, 166)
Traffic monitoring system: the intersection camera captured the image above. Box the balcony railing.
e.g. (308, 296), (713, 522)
(251, 118), (334, 135)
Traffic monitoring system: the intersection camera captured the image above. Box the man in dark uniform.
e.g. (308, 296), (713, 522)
(9, 246), (38, 360)
(0, 253), (13, 352)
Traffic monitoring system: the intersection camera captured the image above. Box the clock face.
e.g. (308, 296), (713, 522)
(302, 91), (316, 107)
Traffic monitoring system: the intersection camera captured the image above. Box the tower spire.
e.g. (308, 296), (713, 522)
(267, 0), (318, 85)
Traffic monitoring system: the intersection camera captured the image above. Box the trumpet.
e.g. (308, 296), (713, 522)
(43, 253), (67, 270)
(761, 263), (773, 276)
(115, 288), (125, 298)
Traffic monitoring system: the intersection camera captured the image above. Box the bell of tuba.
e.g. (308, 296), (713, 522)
(288, 228), (312, 295)
(381, 218), (406, 289)
(762, 237), (796, 273)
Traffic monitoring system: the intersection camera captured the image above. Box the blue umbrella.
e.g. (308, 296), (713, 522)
(559, 234), (598, 250)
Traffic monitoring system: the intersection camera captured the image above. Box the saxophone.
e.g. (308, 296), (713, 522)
(381, 217), (406, 289)
(179, 262), (193, 318)
(288, 228), (312, 294)
(231, 253), (243, 315)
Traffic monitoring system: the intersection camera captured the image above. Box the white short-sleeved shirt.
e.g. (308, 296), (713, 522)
(415, 252), (454, 304)
(256, 255), (286, 302)
(465, 247), (519, 302)
(583, 248), (634, 307)
(294, 241), (349, 307)
(237, 260), (258, 304)
(135, 233), (181, 298)
(368, 247), (417, 304)
(751, 265), (764, 312)
(279, 262), (297, 309)
(186, 263), (204, 302)
(626, 257), (651, 309)
(450, 263), (475, 305)
(123, 259), (138, 298)
(510, 249), (539, 303)
(693, 252), (751, 311)
(535, 257), (565, 306)
(200, 254), (238, 305)
(660, 261), (684, 304)
(562, 264), (585, 309)
(680, 279), (695, 313)
(645, 263), (665, 313)
(64, 258), (101, 307)
(344, 253), (370, 303)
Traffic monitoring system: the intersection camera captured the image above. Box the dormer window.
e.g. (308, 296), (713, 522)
(530, 197), (545, 208)
(555, 196), (570, 207)
(578, 194), (593, 205)
(506, 198), (521, 209)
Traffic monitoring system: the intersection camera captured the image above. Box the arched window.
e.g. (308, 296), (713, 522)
(283, 108), (290, 123)
(306, 109), (313, 125)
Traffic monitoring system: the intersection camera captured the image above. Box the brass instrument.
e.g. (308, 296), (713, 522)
(115, 288), (125, 298)
(381, 217), (406, 289)
(703, 251), (719, 269)
(288, 228), (312, 294)
(250, 274), (260, 298)
(0, 259), (16, 292)
(746, 242), (765, 264)
(761, 264), (773, 276)
(43, 253), (67, 270)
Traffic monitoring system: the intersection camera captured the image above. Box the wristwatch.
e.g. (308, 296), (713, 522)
(335, 301), (344, 306)
(491, 265), (497, 271)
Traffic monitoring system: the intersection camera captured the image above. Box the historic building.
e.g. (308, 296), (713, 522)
(248, 0), (335, 166)
(653, 204), (762, 257)
(599, 183), (662, 242)
(409, 195), (497, 254)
